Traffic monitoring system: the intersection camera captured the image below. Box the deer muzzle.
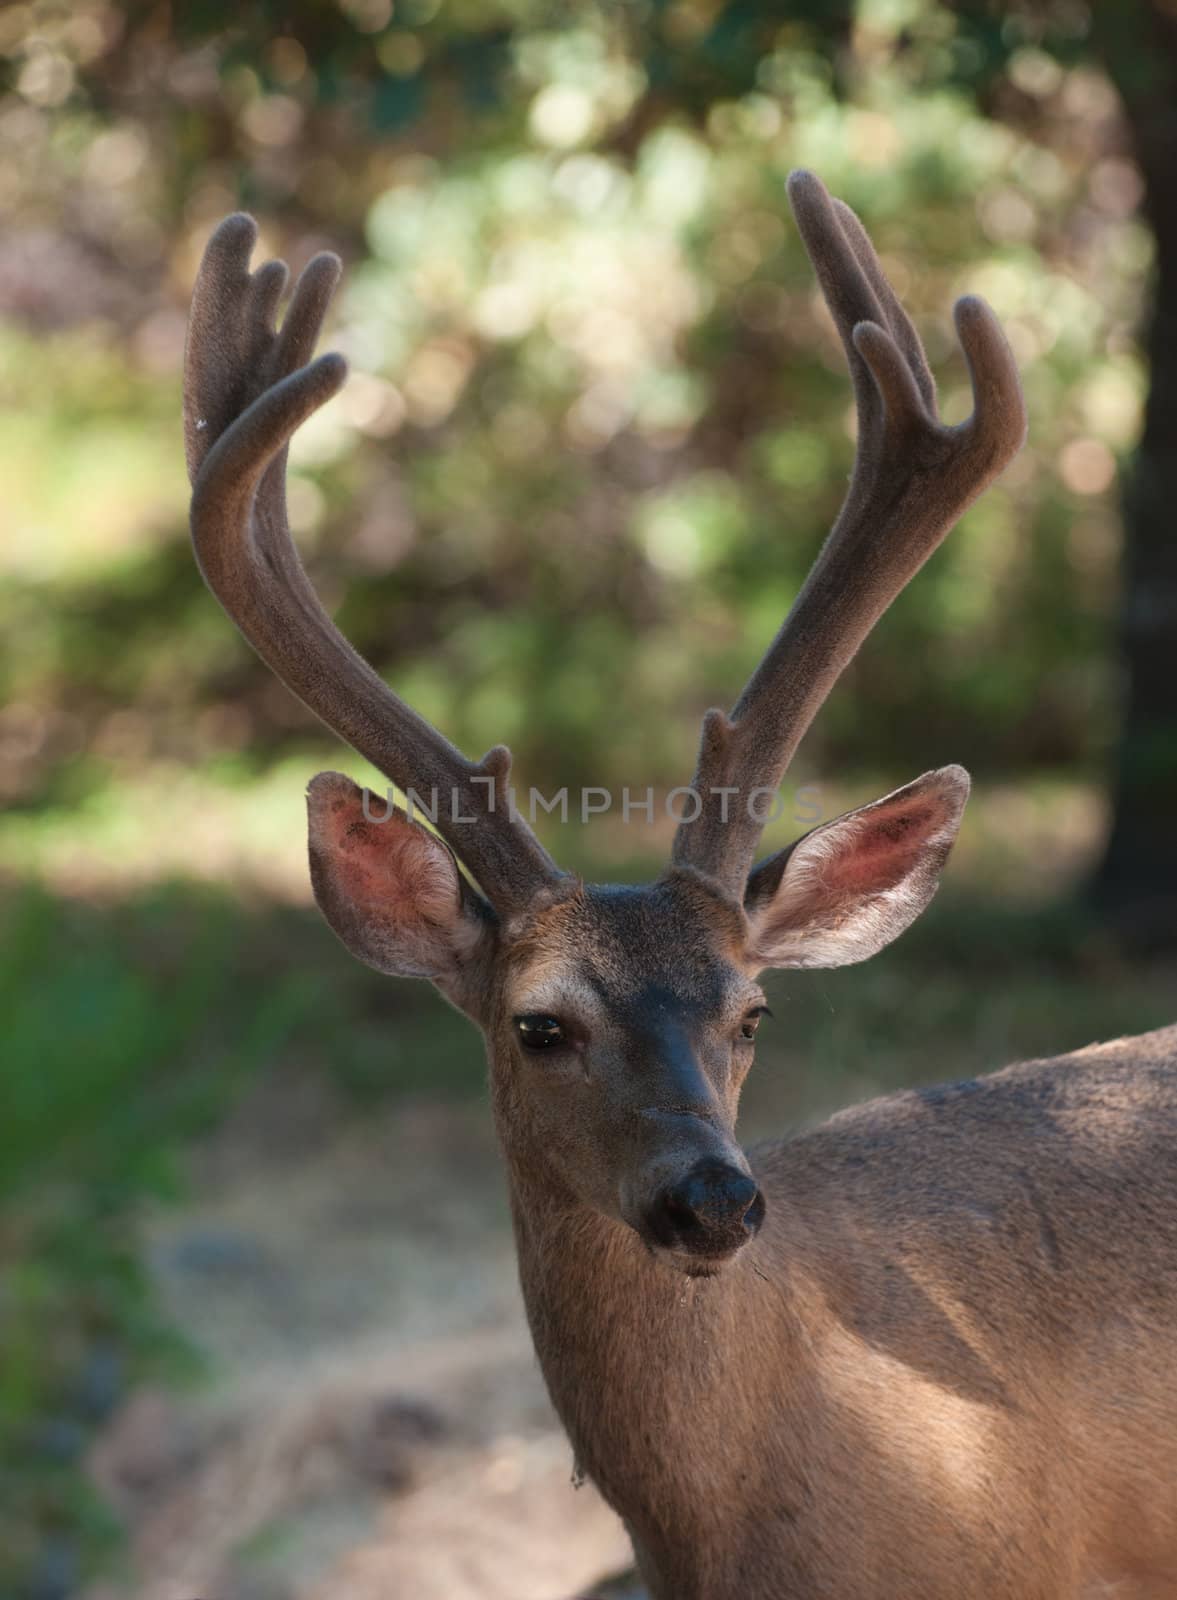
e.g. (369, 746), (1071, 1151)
(643, 1157), (765, 1265)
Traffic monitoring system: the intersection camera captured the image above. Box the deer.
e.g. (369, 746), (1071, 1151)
(183, 171), (1177, 1600)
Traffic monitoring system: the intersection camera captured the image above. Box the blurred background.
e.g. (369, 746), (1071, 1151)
(2, 1), (1176, 1596)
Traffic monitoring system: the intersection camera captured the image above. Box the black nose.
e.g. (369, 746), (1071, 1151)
(648, 1160), (765, 1257)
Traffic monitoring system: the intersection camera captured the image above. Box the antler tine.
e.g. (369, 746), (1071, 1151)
(185, 215), (563, 913)
(672, 170), (1026, 893)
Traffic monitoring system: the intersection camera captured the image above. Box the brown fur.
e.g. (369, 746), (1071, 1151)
(495, 897), (1177, 1599)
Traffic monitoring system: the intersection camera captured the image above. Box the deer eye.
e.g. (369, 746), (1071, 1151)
(515, 1015), (567, 1052)
(740, 1006), (770, 1042)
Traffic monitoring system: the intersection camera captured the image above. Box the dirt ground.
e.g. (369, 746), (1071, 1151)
(83, 1067), (639, 1600)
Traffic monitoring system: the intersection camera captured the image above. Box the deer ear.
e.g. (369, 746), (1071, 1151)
(307, 772), (494, 1018)
(743, 767), (969, 971)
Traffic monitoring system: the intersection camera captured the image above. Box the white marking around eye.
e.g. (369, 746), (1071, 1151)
(508, 971), (603, 1030)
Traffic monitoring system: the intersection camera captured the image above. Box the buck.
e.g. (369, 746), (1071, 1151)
(185, 173), (1177, 1599)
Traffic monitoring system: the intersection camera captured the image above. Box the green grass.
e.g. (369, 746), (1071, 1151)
(0, 877), (458, 1600)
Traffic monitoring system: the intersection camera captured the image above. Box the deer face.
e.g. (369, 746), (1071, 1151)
(306, 765), (969, 1273)
(490, 874), (766, 1272)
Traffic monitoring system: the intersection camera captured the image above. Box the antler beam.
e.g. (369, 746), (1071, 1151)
(184, 215), (562, 913)
(672, 170), (1027, 893)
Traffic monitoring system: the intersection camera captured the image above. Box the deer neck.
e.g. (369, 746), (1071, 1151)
(502, 1145), (814, 1573)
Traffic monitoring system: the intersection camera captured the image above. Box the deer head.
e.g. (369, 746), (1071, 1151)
(184, 173), (1025, 1277)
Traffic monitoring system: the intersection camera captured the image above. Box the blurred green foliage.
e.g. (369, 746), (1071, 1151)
(0, 0), (1150, 838)
(1, 2), (1174, 1595)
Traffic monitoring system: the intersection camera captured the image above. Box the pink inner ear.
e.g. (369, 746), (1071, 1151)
(826, 802), (941, 894)
(312, 782), (460, 927)
(748, 769), (966, 969)
(321, 803), (399, 907)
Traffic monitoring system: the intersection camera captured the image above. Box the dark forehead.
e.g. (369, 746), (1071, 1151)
(510, 872), (750, 1014)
